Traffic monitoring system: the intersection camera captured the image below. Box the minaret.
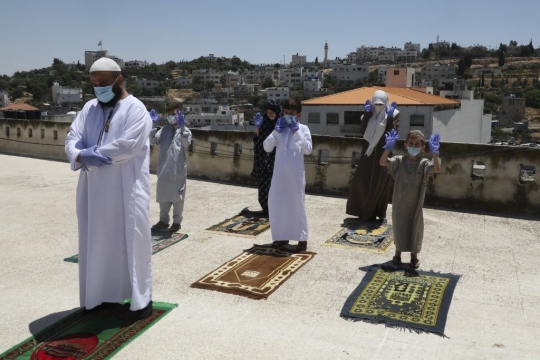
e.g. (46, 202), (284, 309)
(324, 41), (328, 67)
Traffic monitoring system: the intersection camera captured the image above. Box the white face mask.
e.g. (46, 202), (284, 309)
(167, 115), (176, 125)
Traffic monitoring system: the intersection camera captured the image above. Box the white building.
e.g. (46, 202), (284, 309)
(125, 60), (149, 68)
(420, 63), (456, 81)
(303, 78), (323, 91)
(136, 79), (161, 88)
(183, 99), (226, 114)
(430, 41), (451, 50)
(291, 54), (307, 66)
(404, 42), (421, 52)
(399, 50), (418, 62)
(176, 76), (192, 86)
(280, 67), (304, 87)
(192, 69), (224, 85)
(347, 52), (358, 64)
(266, 87), (290, 101)
(300, 86), (491, 144)
(84, 50), (125, 69)
(226, 71), (243, 87)
(378, 53), (396, 62)
(233, 83), (260, 94)
(51, 83), (82, 105)
(0, 90), (9, 107)
(330, 64), (369, 83)
(185, 106), (244, 127)
(244, 67), (280, 85)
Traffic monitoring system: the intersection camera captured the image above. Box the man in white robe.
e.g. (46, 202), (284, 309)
(263, 98), (312, 252)
(65, 58), (153, 319)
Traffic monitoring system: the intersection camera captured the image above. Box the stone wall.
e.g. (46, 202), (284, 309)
(1, 119), (539, 215)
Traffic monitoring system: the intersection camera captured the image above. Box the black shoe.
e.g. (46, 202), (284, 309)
(296, 242), (307, 252)
(272, 240), (289, 249)
(152, 221), (169, 230)
(169, 223), (181, 232)
(131, 301), (153, 320)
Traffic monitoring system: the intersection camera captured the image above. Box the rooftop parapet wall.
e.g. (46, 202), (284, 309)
(1, 119), (539, 215)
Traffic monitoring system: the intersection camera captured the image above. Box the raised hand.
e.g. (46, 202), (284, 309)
(175, 110), (185, 126)
(383, 129), (399, 151)
(149, 109), (159, 122)
(254, 112), (264, 128)
(429, 133), (440, 155)
(364, 99), (372, 113)
(274, 116), (288, 133)
(386, 101), (397, 118)
(290, 118), (300, 133)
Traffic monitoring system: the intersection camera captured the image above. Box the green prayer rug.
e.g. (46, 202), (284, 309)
(0, 301), (177, 360)
(64, 232), (188, 263)
(323, 219), (393, 253)
(341, 266), (460, 337)
(204, 210), (269, 238)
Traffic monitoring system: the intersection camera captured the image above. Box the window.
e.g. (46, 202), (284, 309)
(28, 128), (33, 137)
(410, 115), (425, 126)
(41, 129), (45, 138)
(344, 111), (362, 125)
(351, 151), (361, 167)
(394, 70), (400, 75)
(53, 130), (58, 140)
(17, 128), (21, 137)
(318, 149), (329, 165)
(211, 142), (218, 155)
(327, 113), (339, 125)
(234, 143), (242, 157)
(308, 113), (320, 124)
(5, 127), (9, 136)
(188, 141), (194, 153)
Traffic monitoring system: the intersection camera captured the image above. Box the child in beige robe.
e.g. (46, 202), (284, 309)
(379, 130), (441, 268)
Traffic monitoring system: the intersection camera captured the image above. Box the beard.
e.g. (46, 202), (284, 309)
(98, 88), (122, 107)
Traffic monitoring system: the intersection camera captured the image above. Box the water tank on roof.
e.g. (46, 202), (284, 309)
(4, 110), (16, 119)
(16, 111), (26, 119)
(26, 110), (36, 120)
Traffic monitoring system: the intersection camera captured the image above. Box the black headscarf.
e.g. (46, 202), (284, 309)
(251, 99), (281, 180)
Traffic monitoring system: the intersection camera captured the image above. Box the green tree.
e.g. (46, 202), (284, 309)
(421, 49), (431, 59)
(463, 53), (473, 68)
(457, 58), (466, 76)
(315, 57), (319, 66)
(11, 88), (23, 99)
(525, 89), (540, 108)
(323, 74), (336, 89)
(510, 40), (518, 46)
(260, 77), (275, 89)
(528, 39), (534, 54)
(498, 51), (505, 67)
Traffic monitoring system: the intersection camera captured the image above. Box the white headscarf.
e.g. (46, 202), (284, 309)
(363, 90), (398, 157)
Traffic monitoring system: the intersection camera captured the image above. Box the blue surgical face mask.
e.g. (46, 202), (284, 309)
(284, 114), (295, 124)
(407, 147), (421, 157)
(94, 77), (118, 103)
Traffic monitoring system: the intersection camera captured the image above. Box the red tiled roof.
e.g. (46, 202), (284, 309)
(0, 103), (40, 111)
(302, 86), (459, 106)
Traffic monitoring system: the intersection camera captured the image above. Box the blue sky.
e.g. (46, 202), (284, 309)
(1, 0), (539, 76)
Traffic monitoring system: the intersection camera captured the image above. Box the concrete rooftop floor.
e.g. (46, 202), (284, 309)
(0, 154), (539, 360)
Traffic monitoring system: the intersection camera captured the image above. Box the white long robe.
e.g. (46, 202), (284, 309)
(149, 124), (192, 203)
(65, 95), (153, 311)
(263, 125), (312, 241)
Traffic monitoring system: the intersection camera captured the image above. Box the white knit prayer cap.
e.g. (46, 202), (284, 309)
(90, 58), (121, 73)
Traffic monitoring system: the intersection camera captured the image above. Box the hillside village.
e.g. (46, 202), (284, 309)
(1, 39), (540, 145)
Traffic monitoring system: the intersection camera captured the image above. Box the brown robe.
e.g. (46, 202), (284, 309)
(346, 112), (399, 221)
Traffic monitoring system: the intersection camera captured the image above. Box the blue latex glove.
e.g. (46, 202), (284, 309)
(254, 112), (263, 128)
(175, 110), (185, 126)
(149, 109), (159, 122)
(386, 101), (397, 118)
(80, 145), (112, 167)
(364, 99), (372, 113)
(429, 133), (440, 155)
(290, 118), (300, 132)
(383, 129), (399, 151)
(274, 116), (288, 133)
